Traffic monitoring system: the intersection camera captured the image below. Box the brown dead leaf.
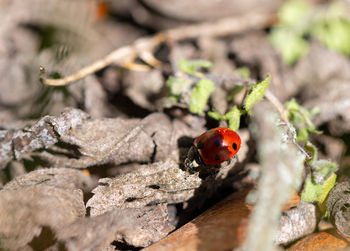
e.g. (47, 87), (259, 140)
(84, 75), (112, 118)
(288, 229), (350, 251)
(304, 79), (350, 135)
(199, 37), (235, 76)
(0, 108), (88, 169)
(0, 185), (85, 250)
(123, 69), (164, 110)
(230, 32), (297, 102)
(86, 158), (202, 216)
(294, 42), (350, 135)
(276, 201), (318, 245)
(1, 108), (201, 173)
(57, 205), (175, 249)
(327, 179), (350, 238)
(38, 112), (173, 168)
(142, 0), (282, 22)
(86, 128), (250, 216)
(145, 188), (311, 251)
(294, 42), (350, 99)
(144, 188), (252, 251)
(4, 167), (95, 193)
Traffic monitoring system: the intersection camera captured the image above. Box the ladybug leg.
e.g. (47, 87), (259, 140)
(185, 145), (201, 173)
(185, 158), (194, 172)
(185, 145), (196, 173)
(226, 155), (238, 167)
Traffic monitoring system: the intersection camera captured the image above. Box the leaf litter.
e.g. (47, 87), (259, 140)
(1, 1), (350, 250)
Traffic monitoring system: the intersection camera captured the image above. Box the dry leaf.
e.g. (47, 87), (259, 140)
(123, 69), (164, 110)
(4, 167), (95, 193)
(327, 179), (350, 238)
(276, 201), (318, 245)
(142, 0), (282, 22)
(57, 204), (174, 249)
(144, 188), (252, 251)
(38, 112), (173, 168)
(87, 158), (202, 216)
(288, 229), (350, 251)
(0, 185), (85, 250)
(230, 32), (297, 102)
(295, 42), (350, 135)
(0, 108), (88, 169)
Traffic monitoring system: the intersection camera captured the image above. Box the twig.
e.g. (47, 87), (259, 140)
(241, 104), (306, 251)
(265, 90), (311, 159)
(265, 90), (289, 122)
(41, 12), (276, 86)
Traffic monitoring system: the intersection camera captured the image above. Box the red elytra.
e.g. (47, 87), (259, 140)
(193, 127), (241, 165)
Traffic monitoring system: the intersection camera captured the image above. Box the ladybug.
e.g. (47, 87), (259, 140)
(185, 127), (241, 172)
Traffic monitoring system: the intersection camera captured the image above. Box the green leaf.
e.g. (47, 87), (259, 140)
(312, 18), (350, 56)
(285, 98), (322, 142)
(178, 59), (212, 76)
(278, 0), (312, 31)
(189, 78), (215, 115)
(285, 98), (301, 111)
(236, 67), (250, 79)
(166, 76), (192, 96)
(312, 160), (338, 184)
(269, 28), (309, 65)
(224, 106), (241, 131)
(305, 141), (317, 165)
(301, 159), (338, 209)
(208, 106), (242, 131)
(307, 128), (323, 135)
(244, 75), (270, 115)
(297, 127), (309, 142)
(301, 172), (337, 213)
(208, 111), (225, 120)
(310, 107), (321, 116)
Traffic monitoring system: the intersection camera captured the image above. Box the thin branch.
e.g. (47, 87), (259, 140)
(264, 90), (289, 122)
(41, 12), (276, 86)
(264, 90), (311, 159)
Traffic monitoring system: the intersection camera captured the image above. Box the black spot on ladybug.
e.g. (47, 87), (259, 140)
(215, 155), (220, 161)
(214, 139), (220, 146)
(197, 141), (204, 149)
(232, 142), (237, 151)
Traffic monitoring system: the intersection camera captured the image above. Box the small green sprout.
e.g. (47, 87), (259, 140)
(244, 75), (270, 115)
(189, 78), (215, 115)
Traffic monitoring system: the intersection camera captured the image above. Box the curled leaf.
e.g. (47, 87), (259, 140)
(327, 180), (350, 238)
(276, 201), (317, 245)
(304, 141), (317, 165)
(37, 112), (173, 168)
